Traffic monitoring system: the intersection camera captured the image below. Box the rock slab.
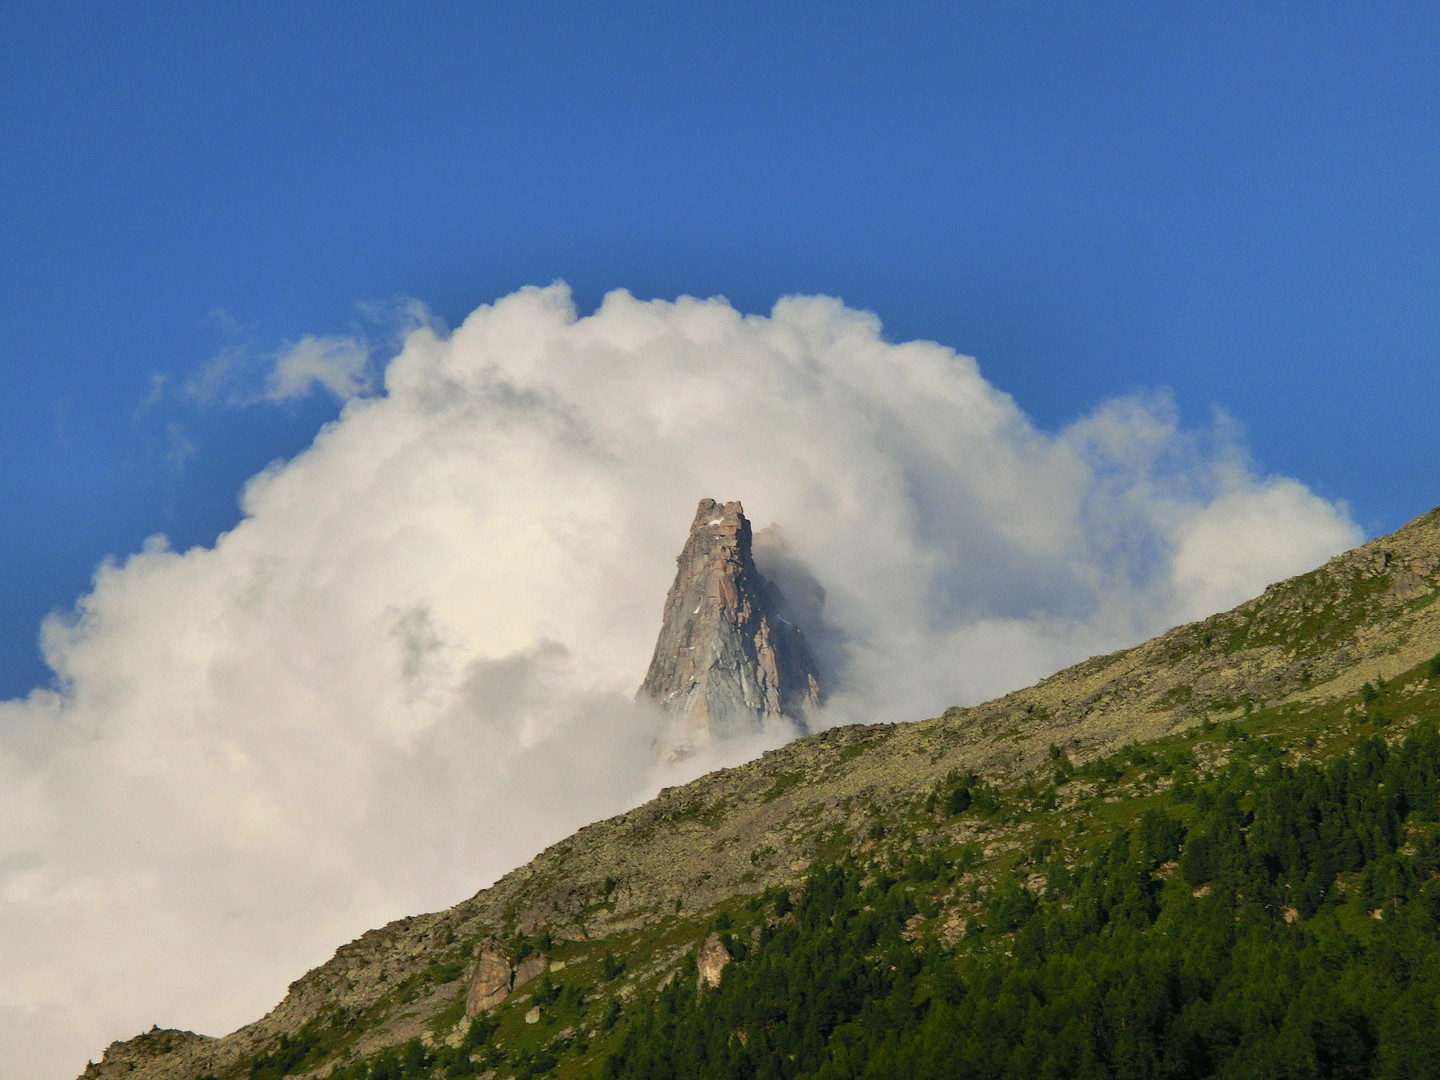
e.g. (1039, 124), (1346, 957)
(464, 946), (551, 1018)
(464, 946), (514, 1017)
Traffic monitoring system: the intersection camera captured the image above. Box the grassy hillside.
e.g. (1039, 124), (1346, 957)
(82, 508), (1440, 1080)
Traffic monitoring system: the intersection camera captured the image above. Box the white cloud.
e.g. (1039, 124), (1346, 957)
(0, 285), (1360, 1079)
(164, 422), (197, 474)
(131, 373), (168, 422)
(263, 334), (373, 402)
(186, 332), (379, 408)
(184, 344), (249, 405)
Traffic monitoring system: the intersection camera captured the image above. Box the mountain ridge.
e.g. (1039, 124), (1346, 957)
(79, 505), (1440, 1080)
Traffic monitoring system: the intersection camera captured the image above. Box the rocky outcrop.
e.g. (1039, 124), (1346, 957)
(513, 954), (547, 988)
(640, 499), (823, 755)
(463, 946), (550, 1018)
(80, 1028), (214, 1080)
(696, 932), (732, 990)
(464, 946), (514, 1017)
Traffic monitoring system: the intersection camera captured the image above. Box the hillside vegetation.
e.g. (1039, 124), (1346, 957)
(83, 508), (1440, 1080)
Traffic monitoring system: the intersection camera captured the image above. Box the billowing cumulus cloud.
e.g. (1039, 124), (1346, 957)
(0, 286), (1360, 1078)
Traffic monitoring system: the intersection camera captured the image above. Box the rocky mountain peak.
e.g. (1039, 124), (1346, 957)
(639, 499), (822, 755)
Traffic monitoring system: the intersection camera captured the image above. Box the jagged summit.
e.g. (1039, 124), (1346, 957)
(639, 499), (822, 754)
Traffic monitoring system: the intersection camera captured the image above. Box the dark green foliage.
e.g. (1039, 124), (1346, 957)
(534, 972), (563, 1007)
(602, 997), (623, 1030)
(248, 1016), (351, 1080)
(561, 980), (588, 1012)
(428, 957), (466, 984)
(1078, 755), (1123, 783)
(1049, 743), (1074, 786)
(597, 724), (1440, 1080)
(1136, 809), (1185, 865)
(1180, 832), (1218, 886)
(983, 881), (1036, 932)
(944, 784), (971, 815)
(465, 1016), (497, 1050)
(929, 769), (999, 818)
(602, 949), (626, 980)
(317, 1018), (506, 1080)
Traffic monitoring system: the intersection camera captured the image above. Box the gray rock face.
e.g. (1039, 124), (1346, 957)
(512, 954), (547, 989)
(639, 499), (822, 755)
(464, 946), (513, 1017)
(464, 946), (551, 1018)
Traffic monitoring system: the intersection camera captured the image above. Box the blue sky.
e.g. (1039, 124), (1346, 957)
(2, 2), (1438, 698)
